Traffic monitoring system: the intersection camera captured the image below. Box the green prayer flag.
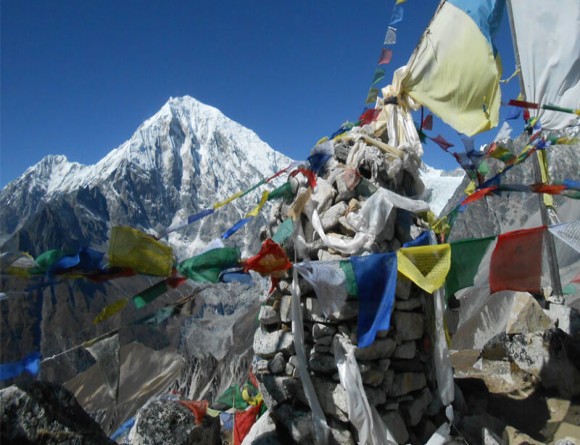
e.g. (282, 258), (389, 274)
(267, 182), (294, 202)
(133, 280), (169, 309)
(445, 236), (495, 299)
(365, 87), (380, 105)
(272, 219), (294, 245)
(177, 247), (241, 283)
(30, 249), (65, 274)
(339, 260), (359, 297)
(215, 385), (249, 410)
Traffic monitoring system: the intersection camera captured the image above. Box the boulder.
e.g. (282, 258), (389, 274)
(129, 399), (220, 445)
(0, 380), (114, 445)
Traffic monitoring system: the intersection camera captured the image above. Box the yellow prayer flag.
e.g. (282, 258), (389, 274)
(536, 150), (554, 209)
(108, 226), (174, 276)
(396, 0), (407, 4)
(93, 298), (129, 324)
(213, 190), (244, 210)
(397, 244), (451, 293)
(464, 181), (476, 196)
(246, 191), (270, 218)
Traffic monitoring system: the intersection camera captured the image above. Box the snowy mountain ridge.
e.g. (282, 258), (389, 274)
(419, 164), (465, 216)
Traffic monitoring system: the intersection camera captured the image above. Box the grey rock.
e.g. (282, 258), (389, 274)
(396, 277), (412, 300)
(312, 323), (337, 339)
(338, 216), (357, 236)
(505, 293), (554, 335)
(335, 172), (356, 202)
(311, 178), (337, 213)
(130, 399), (220, 445)
(317, 249), (344, 262)
(259, 375), (303, 409)
(285, 363), (295, 377)
(400, 387), (432, 426)
(259, 305), (280, 325)
(313, 343), (332, 353)
(354, 338), (397, 361)
(395, 297), (423, 311)
(254, 328), (295, 359)
(268, 352), (287, 375)
(320, 201), (348, 231)
(304, 377), (349, 422)
(0, 381), (115, 445)
(389, 372), (427, 397)
(393, 311), (424, 341)
(315, 335), (334, 346)
(360, 364), (386, 387)
(329, 301), (359, 322)
(309, 352), (338, 374)
(241, 409), (280, 445)
(381, 410), (409, 445)
(393, 341), (416, 359)
(279, 296), (292, 323)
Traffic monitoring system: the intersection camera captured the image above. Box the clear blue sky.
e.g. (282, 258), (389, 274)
(1, 0), (521, 188)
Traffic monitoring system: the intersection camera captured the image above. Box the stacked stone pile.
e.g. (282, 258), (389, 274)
(251, 130), (450, 445)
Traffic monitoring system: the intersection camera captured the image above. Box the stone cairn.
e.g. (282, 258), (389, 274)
(252, 124), (449, 445)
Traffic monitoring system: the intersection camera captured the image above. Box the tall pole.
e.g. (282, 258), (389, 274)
(506, 0), (563, 297)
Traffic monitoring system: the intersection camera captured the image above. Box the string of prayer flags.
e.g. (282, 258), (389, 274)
(384, 27), (397, 45)
(29, 249), (66, 275)
(549, 220), (580, 254)
(221, 191), (270, 240)
(307, 141), (334, 175)
(178, 400), (209, 425)
(109, 226), (174, 277)
(371, 68), (386, 86)
(84, 332), (120, 402)
(177, 247), (241, 284)
(0, 352), (41, 381)
(294, 261), (348, 317)
(397, 244), (451, 293)
(359, 108), (382, 126)
(390, 3), (404, 25)
(489, 226), (545, 294)
(233, 402), (262, 445)
(508, 99), (580, 117)
(365, 87), (380, 105)
(132, 276), (187, 309)
(445, 236), (495, 299)
(352, 252), (398, 348)
(289, 167), (317, 189)
(267, 181), (294, 202)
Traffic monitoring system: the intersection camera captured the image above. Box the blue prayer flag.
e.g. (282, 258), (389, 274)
(352, 253), (397, 348)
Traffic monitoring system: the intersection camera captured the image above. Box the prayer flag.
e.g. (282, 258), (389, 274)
(295, 261), (347, 317)
(377, 48), (393, 65)
(243, 239), (291, 277)
(509, 0), (580, 130)
(351, 253), (397, 348)
(549, 221), (580, 254)
(490, 226), (545, 294)
(339, 260), (359, 297)
(178, 247), (241, 283)
(422, 114), (433, 130)
(215, 385), (249, 410)
(358, 108), (381, 126)
(446, 236), (495, 298)
(365, 87), (380, 105)
(93, 298), (129, 324)
(222, 218), (252, 240)
(401, 0), (506, 136)
(390, 4), (404, 25)
(384, 27), (397, 45)
(233, 403), (261, 445)
(84, 333), (120, 401)
(109, 226), (174, 277)
(178, 400), (208, 425)
(0, 352), (41, 381)
(29, 249), (65, 275)
(132, 276), (186, 309)
(371, 68), (386, 85)
(397, 244), (451, 293)
(267, 182), (294, 202)
(429, 134), (454, 151)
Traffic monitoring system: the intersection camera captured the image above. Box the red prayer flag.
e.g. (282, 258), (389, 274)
(377, 48), (393, 65)
(289, 168), (317, 188)
(429, 134), (454, 150)
(178, 400), (208, 425)
(490, 226), (546, 294)
(233, 403), (261, 445)
(243, 239), (291, 277)
(461, 186), (498, 205)
(359, 108), (381, 126)
(531, 184), (567, 195)
(508, 99), (540, 110)
(422, 114), (433, 130)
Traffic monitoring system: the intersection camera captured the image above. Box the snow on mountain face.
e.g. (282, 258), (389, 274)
(0, 96), (290, 259)
(419, 164), (465, 216)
